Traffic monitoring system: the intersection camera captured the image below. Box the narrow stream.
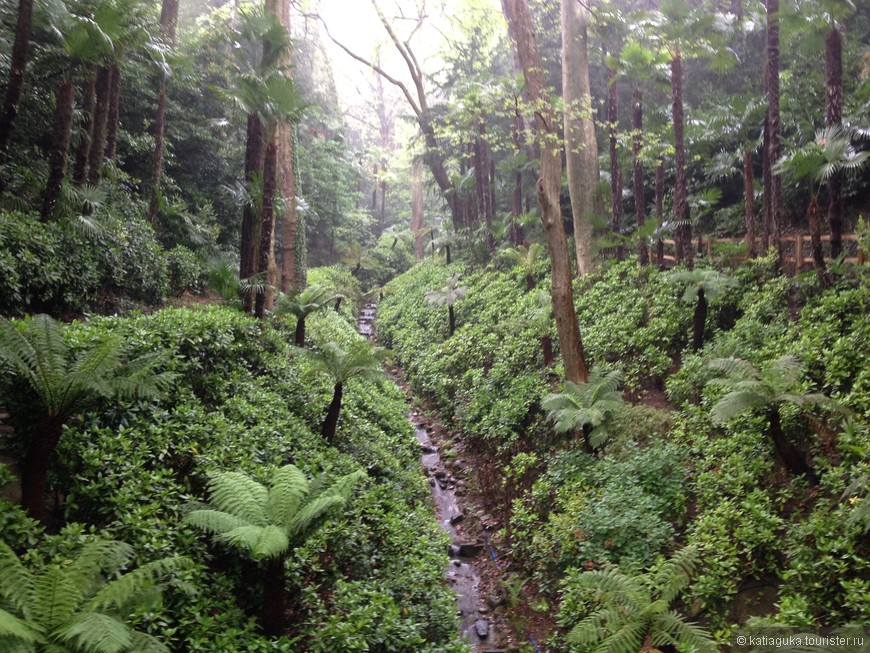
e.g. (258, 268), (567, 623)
(357, 303), (502, 652)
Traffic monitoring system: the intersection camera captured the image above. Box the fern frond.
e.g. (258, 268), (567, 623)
(55, 612), (133, 653)
(285, 495), (345, 541)
(206, 471), (268, 526)
(0, 543), (35, 615)
(598, 617), (647, 653)
(66, 540), (133, 605)
(128, 630), (170, 653)
(184, 509), (250, 536)
(266, 465), (309, 528)
(85, 556), (189, 614)
(707, 357), (760, 381)
(0, 608), (39, 642)
(574, 568), (641, 602)
(653, 610), (717, 652)
(711, 390), (769, 423)
(250, 525), (290, 560)
(29, 568), (79, 631)
(217, 525), (269, 554)
(655, 546), (698, 604)
(567, 608), (625, 644)
(768, 355), (803, 389)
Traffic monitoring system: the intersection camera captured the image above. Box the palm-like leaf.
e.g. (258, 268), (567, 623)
(666, 268), (736, 303)
(541, 368), (625, 449)
(273, 285), (341, 321)
(424, 275), (468, 307)
(298, 340), (389, 386)
(0, 541), (182, 652)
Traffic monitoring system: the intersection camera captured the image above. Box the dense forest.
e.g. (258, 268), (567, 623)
(0, 0), (868, 651)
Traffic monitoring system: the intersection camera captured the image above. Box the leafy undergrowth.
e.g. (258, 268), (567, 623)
(0, 293), (468, 652)
(378, 254), (870, 649)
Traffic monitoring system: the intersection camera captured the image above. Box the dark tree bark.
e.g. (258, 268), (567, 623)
(41, 81), (76, 221)
(692, 288), (707, 352)
(632, 88), (648, 265)
(86, 66), (112, 186)
(762, 115), (771, 252)
(511, 103), (525, 246)
(255, 140), (278, 319)
(473, 123), (494, 251)
(448, 305), (456, 336)
(0, 0), (34, 154)
(744, 148), (757, 258)
(148, 0), (180, 222)
(768, 407), (817, 483)
(542, 335), (554, 366)
(294, 316), (306, 347)
(825, 26), (844, 258)
(73, 71), (97, 186)
(321, 383), (343, 441)
(241, 113), (265, 313)
(672, 49), (692, 267)
(656, 162), (664, 266)
(106, 63), (122, 162)
(411, 160), (424, 259)
(607, 57), (622, 257)
(502, 0), (589, 384)
(766, 0), (783, 264)
(809, 196), (825, 277)
(262, 557), (287, 637)
(20, 418), (64, 522)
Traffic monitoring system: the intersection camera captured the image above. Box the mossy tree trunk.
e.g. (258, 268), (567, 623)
(42, 81), (76, 221)
(21, 417), (65, 522)
(321, 382), (343, 441)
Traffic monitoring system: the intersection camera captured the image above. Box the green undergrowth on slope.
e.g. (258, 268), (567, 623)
(378, 255), (870, 647)
(0, 291), (468, 652)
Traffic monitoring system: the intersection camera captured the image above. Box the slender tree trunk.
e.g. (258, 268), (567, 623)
(502, 0), (589, 384)
(106, 63), (121, 162)
(762, 116), (771, 252)
(809, 196), (825, 277)
(86, 66), (112, 186)
(255, 140), (278, 319)
(542, 335), (553, 366)
(73, 71), (97, 186)
(294, 316), (305, 347)
(379, 169), (387, 236)
(766, 0), (782, 264)
(825, 26), (844, 259)
(20, 419), (64, 522)
(445, 243), (452, 265)
(692, 288), (707, 352)
(371, 163), (378, 212)
(241, 113), (265, 313)
(411, 160), (424, 259)
(607, 55), (622, 258)
(768, 407), (816, 482)
(656, 162), (664, 266)
(672, 49), (692, 267)
(562, 0), (599, 276)
(0, 0), (34, 154)
(321, 383), (343, 441)
(149, 0), (180, 222)
(632, 87), (647, 265)
(744, 147), (757, 258)
(42, 81), (76, 221)
(474, 125), (494, 251)
(261, 557), (287, 637)
(448, 305), (456, 336)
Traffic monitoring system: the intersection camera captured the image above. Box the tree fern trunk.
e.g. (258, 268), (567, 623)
(768, 407), (815, 482)
(241, 113), (265, 314)
(448, 305), (456, 336)
(73, 70), (96, 186)
(42, 80), (76, 221)
(692, 288), (707, 352)
(0, 0), (34, 155)
(86, 66), (111, 186)
(21, 419), (64, 521)
(542, 335), (553, 366)
(825, 26), (843, 259)
(255, 140), (278, 319)
(294, 316), (305, 347)
(321, 383), (343, 441)
(261, 557), (286, 637)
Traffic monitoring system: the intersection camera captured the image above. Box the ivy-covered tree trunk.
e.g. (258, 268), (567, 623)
(241, 113), (265, 313)
(633, 88), (648, 265)
(20, 418), (64, 522)
(255, 140), (278, 319)
(744, 148), (757, 258)
(73, 71), (97, 186)
(321, 382), (343, 441)
(672, 49), (692, 268)
(262, 557), (287, 637)
(825, 25), (844, 259)
(692, 288), (707, 352)
(502, 0), (589, 384)
(42, 81), (76, 221)
(0, 0), (34, 155)
(86, 66), (112, 186)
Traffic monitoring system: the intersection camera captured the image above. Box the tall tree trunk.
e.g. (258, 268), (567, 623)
(448, 305), (456, 336)
(744, 147), (757, 258)
(261, 557), (287, 637)
(672, 49), (692, 267)
(766, 0), (782, 264)
(73, 71), (97, 186)
(20, 419), (64, 522)
(562, 0), (599, 276)
(502, 0), (589, 384)
(106, 63), (121, 162)
(632, 87), (647, 265)
(473, 124), (494, 251)
(656, 161), (664, 266)
(279, 122), (299, 293)
(607, 54), (622, 257)
(241, 113), (265, 314)
(148, 0), (180, 222)
(542, 335), (554, 366)
(255, 140), (278, 319)
(379, 167), (387, 236)
(692, 288), (707, 352)
(825, 25), (844, 259)
(86, 66), (112, 186)
(411, 160), (424, 259)
(0, 0), (34, 154)
(768, 407), (816, 483)
(41, 81), (76, 221)
(294, 315), (305, 347)
(762, 115), (771, 252)
(321, 383), (343, 441)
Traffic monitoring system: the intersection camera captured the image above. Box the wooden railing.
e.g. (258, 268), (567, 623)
(659, 234), (864, 273)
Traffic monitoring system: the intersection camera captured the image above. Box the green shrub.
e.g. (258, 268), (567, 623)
(166, 245), (206, 295)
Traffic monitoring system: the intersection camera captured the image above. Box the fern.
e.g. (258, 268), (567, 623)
(542, 368), (625, 450)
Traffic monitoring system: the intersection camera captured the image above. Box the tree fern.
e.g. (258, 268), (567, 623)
(0, 540), (183, 653)
(184, 464), (365, 636)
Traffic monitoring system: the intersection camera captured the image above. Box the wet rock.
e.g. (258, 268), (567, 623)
(453, 559), (461, 567)
(434, 469), (447, 480)
(458, 542), (483, 557)
(429, 478), (436, 487)
(487, 592), (505, 608)
(478, 606), (489, 614)
(420, 444), (437, 454)
(448, 544), (461, 558)
(449, 512), (464, 525)
(474, 619), (489, 639)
